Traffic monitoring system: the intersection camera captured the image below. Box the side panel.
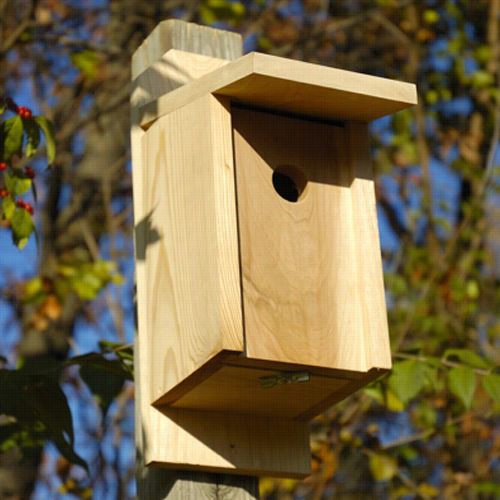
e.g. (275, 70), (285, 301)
(346, 121), (391, 370)
(137, 93), (243, 405)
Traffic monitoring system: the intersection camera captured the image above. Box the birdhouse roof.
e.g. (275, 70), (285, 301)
(138, 51), (417, 128)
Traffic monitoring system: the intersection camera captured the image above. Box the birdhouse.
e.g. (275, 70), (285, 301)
(131, 24), (417, 478)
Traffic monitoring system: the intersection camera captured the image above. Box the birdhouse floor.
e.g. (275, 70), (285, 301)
(154, 354), (386, 421)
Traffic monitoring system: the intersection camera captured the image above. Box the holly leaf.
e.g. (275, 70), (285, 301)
(34, 116), (56, 164)
(4, 171), (31, 196)
(11, 208), (34, 248)
(24, 119), (40, 158)
(1, 196), (15, 220)
(1, 116), (23, 159)
(447, 366), (476, 409)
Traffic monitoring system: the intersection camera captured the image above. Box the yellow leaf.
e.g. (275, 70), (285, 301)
(423, 9), (439, 24)
(418, 483), (439, 497)
(259, 478), (275, 497)
(369, 453), (398, 482)
(386, 389), (405, 412)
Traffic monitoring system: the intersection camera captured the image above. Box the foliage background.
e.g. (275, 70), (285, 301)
(1, 0), (500, 498)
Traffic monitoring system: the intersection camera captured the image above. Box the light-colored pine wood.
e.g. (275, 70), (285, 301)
(132, 19), (242, 79)
(232, 107), (391, 373)
(132, 49), (231, 109)
(138, 51), (417, 128)
(169, 365), (351, 418)
(144, 408), (310, 478)
(156, 360), (387, 422)
(346, 121), (392, 370)
(132, 18), (414, 483)
(137, 470), (259, 500)
(132, 19), (260, 495)
(139, 93), (243, 405)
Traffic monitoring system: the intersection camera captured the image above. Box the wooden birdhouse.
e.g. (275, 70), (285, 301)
(131, 21), (417, 478)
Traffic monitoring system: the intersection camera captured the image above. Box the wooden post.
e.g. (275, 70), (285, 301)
(132, 20), (258, 500)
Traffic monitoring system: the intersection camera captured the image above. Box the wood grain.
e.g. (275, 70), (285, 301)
(139, 93), (243, 404)
(148, 408), (310, 478)
(132, 19), (242, 79)
(132, 49), (231, 109)
(169, 365), (351, 418)
(136, 470), (258, 500)
(233, 107), (374, 372)
(132, 19), (401, 484)
(132, 20), (263, 491)
(138, 51), (417, 128)
(346, 122), (392, 370)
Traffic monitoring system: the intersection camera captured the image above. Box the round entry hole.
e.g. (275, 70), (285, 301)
(272, 165), (307, 202)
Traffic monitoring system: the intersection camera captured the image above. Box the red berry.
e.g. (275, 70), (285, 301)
(17, 106), (32, 119)
(15, 199), (33, 215)
(0, 162), (8, 171)
(25, 166), (35, 178)
(0, 188), (8, 198)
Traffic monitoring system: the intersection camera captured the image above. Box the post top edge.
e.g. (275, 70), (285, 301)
(132, 19), (243, 80)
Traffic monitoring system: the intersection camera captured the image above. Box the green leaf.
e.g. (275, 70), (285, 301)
(79, 364), (125, 415)
(16, 237), (29, 249)
(1, 116), (23, 159)
(388, 360), (434, 406)
(23, 376), (74, 445)
(70, 50), (100, 80)
(0, 369), (30, 418)
(482, 373), (500, 402)
(24, 119), (40, 158)
(23, 375), (87, 471)
(99, 341), (133, 360)
(23, 276), (45, 304)
(34, 116), (56, 164)
(71, 272), (102, 300)
(4, 171), (31, 196)
(386, 390), (405, 412)
(447, 366), (476, 409)
(369, 453), (398, 482)
(1, 196), (15, 220)
(68, 352), (133, 380)
(444, 348), (490, 369)
(0, 368), (88, 471)
(11, 208), (34, 248)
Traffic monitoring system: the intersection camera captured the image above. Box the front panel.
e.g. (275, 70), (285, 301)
(232, 106), (369, 371)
